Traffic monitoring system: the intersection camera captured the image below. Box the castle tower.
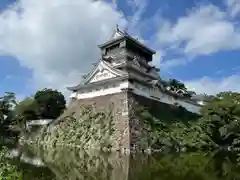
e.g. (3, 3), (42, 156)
(66, 26), (202, 152)
(67, 27), (163, 103)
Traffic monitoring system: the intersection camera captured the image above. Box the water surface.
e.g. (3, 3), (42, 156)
(11, 146), (240, 180)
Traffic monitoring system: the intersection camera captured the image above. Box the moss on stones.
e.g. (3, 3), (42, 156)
(27, 105), (115, 151)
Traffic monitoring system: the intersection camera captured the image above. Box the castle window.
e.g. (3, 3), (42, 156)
(106, 43), (120, 54)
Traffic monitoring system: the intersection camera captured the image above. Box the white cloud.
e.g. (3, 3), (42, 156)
(126, 0), (148, 36)
(0, 0), (126, 97)
(157, 3), (240, 94)
(156, 4), (240, 69)
(161, 58), (187, 69)
(225, 0), (240, 17)
(185, 75), (240, 95)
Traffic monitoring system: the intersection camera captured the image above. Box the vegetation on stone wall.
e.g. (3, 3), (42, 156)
(136, 107), (216, 151)
(31, 106), (115, 150)
(136, 91), (240, 151)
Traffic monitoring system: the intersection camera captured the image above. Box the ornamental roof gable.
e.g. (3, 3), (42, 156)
(84, 60), (127, 84)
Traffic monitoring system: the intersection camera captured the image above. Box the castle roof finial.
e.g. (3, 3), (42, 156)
(116, 24), (119, 32)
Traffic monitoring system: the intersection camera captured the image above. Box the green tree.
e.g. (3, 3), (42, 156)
(200, 91), (240, 150)
(13, 89), (66, 122)
(167, 78), (187, 91)
(0, 92), (17, 127)
(14, 97), (38, 121)
(34, 88), (66, 119)
(0, 92), (21, 141)
(13, 97), (38, 131)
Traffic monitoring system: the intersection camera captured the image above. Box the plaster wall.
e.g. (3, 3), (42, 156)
(70, 81), (201, 114)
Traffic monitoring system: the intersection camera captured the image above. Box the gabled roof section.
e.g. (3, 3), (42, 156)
(67, 60), (127, 91)
(84, 60), (127, 84)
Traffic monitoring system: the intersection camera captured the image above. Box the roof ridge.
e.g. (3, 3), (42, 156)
(102, 60), (127, 76)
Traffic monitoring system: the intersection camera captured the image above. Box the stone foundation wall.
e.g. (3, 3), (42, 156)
(58, 92), (131, 151)
(50, 91), (199, 152)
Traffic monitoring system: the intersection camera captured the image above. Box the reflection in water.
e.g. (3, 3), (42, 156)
(14, 145), (240, 180)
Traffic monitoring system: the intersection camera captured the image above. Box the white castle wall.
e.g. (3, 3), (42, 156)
(70, 81), (201, 114)
(70, 81), (131, 99)
(132, 82), (201, 114)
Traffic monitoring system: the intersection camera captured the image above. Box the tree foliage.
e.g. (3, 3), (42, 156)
(0, 92), (17, 127)
(34, 88), (66, 119)
(167, 78), (187, 91)
(0, 89), (65, 139)
(15, 89), (66, 121)
(199, 91), (240, 150)
(14, 97), (38, 125)
(135, 91), (240, 151)
(137, 107), (215, 151)
(0, 147), (23, 180)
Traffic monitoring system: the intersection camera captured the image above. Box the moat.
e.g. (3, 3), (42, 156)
(8, 145), (240, 180)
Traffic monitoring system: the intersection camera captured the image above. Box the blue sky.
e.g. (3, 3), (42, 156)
(0, 0), (240, 100)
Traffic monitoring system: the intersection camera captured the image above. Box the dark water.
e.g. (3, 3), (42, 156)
(9, 145), (240, 180)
